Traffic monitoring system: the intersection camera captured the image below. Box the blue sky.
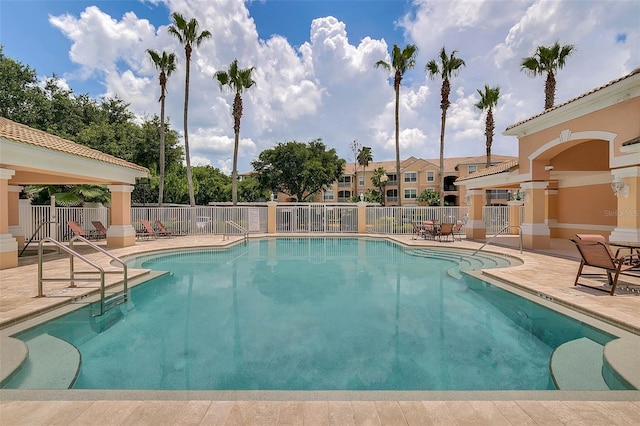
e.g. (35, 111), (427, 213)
(1, 0), (639, 174)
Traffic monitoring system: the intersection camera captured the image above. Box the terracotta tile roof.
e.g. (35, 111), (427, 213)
(0, 117), (148, 173)
(344, 154), (516, 175)
(456, 158), (519, 181)
(506, 68), (640, 131)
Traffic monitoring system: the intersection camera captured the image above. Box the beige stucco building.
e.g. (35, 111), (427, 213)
(0, 117), (149, 269)
(458, 68), (640, 249)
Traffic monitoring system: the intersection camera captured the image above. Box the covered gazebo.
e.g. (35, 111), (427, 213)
(458, 68), (640, 249)
(0, 117), (149, 269)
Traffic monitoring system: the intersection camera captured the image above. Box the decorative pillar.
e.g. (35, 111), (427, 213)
(520, 181), (550, 249)
(8, 185), (24, 248)
(507, 200), (524, 235)
(545, 188), (559, 238)
(357, 201), (367, 234)
(609, 166), (640, 242)
(0, 168), (18, 269)
(106, 185), (136, 248)
(267, 201), (277, 234)
(464, 189), (486, 240)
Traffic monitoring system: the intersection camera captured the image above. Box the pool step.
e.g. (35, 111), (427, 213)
(1, 334), (80, 389)
(549, 337), (609, 390)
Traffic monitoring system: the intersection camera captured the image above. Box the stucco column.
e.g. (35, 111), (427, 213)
(0, 168), (18, 269)
(608, 166), (640, 242)
(507, 201), (524, 235)
(8, 185), (24, 248)
(357, 202), (367, 234)
(106, 185), (136, 248)
(545, 188), (559, 238)
(464, 189), (486, 240)
(521, 181), (550, 249)
(267, 201), (277, 234)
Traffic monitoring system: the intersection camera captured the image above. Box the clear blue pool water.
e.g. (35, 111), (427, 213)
(13, 238), (613, 390)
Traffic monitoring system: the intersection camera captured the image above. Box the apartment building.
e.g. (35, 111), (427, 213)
(322, 154), (517, 206)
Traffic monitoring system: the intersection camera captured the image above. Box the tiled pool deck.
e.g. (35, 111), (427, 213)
(1, 235), (639, 425)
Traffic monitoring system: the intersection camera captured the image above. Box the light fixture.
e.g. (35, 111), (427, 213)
(544, 165), (554, 171)
(611, 176), (628, 198)
(464, 193), (471, 205)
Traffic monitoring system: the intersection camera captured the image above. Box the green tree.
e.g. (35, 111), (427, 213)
(417, 189), (440, 206)
(147, 49), (177, 206)
(375, 44), (418, 207)
(0, 46), (47, 124)
(521, 41), (576, 110)
(168, 13), (212, 207)
(475, 85), (500, 167)
(357, 146), (373, 194)
(238, 176), (269, 202)
(25, 184), (111, 206)
(426, 46), (466, 206)
(252, 139), (345, 202)
(192, 165), (231, 205)
(371, 167), (388, 205)
(214, 59), (256, 205)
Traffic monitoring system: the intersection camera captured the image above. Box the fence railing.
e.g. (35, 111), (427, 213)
(19, 204), (478, 241)
(483, 206), (511, 234)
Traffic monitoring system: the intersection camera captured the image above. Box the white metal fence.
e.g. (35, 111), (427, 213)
(276, 204), (358, 233)
(366, 206), (469, 234)
(483, 206), (511, 234)
(18, 204), (479, 241)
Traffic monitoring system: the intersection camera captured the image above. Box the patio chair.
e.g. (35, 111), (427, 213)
(411, 222), (427, 240)
(422, 220), (436, 240)
(154, 220), (174, 238)
(91, 221), (108, 239)
(452, 221), (464, 241)
(570, 239), (640, 295)
(67, 220), (101, 240)
(136, 220), (157, 240)
(436, 222), (455, 242)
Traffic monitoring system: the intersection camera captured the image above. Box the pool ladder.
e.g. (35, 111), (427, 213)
(223, 221), (248, 243)
(37, 235), (128, 316)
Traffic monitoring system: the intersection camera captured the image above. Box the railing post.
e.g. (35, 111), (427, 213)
(267, 201), (277, 234)
(357, 202), (367, 234)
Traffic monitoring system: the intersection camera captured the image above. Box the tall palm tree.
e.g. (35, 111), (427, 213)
(371, 167), (388, 206)
(375, 44), (418, 207)
(168, 13), (212, 207)
(357, 146), (373, 194)
(215, 59), (256, 205)
(426, 47), (465, 206)
(474, 85), (500, 167)
(146, 49), (176, 207)
(521, 41), (576, 110)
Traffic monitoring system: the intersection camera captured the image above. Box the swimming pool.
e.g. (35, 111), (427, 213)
(4, 238), (622, 390)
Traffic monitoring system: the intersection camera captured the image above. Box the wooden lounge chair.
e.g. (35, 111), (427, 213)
(435, 222), (455, 242)
(68, 220), (102, 240)
(570, 239), (640, 295)
(154, 220), (174, 237)
(91, 221), (108, 239)
(137, 220), (157, 240)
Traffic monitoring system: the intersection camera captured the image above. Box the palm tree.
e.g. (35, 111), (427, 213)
(371, 167), (388, 206)
(168, 13), (212, 207)
(474, 85), (500, 167)
(426, 47), (465, 206)
(375, 44), (418, 207)
(146, 49), (177, 207)
(521, 41), (576, 110)
(357, 146), (373, 195)
(215, 59), (256, 205)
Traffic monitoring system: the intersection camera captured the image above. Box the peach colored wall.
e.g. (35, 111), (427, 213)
(551, 140), (609, 171)
(517, 98), (640, 174)
(557, 184), (617, 226)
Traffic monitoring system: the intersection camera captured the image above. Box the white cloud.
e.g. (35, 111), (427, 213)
(49, 0), (639, 175)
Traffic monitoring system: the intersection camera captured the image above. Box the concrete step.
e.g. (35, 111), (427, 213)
(550, 337), (609, 390)
(1, 334), (80, 389)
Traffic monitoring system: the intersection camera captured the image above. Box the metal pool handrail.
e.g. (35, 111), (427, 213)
(473, 224), (523, 255)
(224, 221), (248, 242)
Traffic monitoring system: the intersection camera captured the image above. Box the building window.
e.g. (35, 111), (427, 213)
(338, 176), (352, 187)
(468, 165), (477, 173)
(427, 171), (435, 182)
(387, 174), (397, 183)
(404, 172), (417, 183)
(359, 175), (364, 186)
(404, 188), (417, 199)
(386, 189), (398, 202)
(337, 190), (351, 202)
(323, 190), (334, 201)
